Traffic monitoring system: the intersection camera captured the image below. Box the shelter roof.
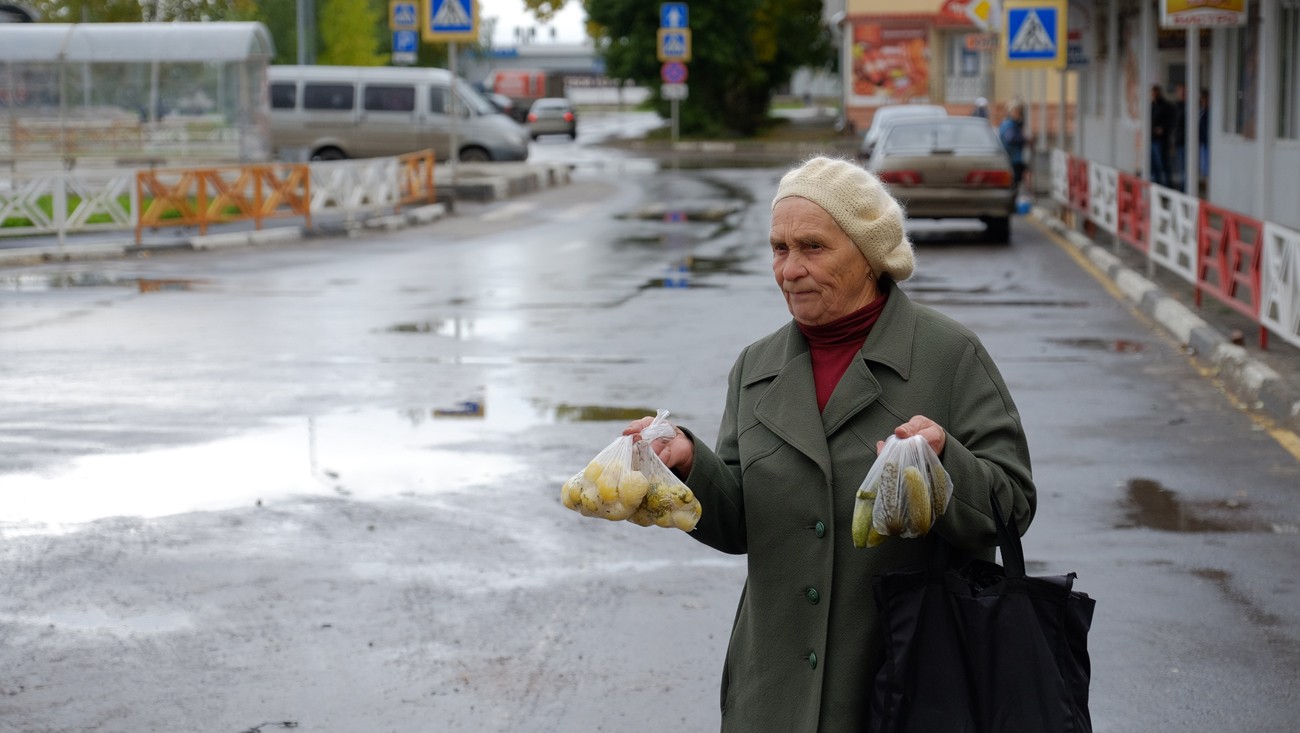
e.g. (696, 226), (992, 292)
(0, 22), (274, 63)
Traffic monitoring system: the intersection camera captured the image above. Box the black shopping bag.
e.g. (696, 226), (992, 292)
(870, 490), (1095, 733)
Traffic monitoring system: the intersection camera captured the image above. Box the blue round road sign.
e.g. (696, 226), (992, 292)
(661, 61), (688, 84)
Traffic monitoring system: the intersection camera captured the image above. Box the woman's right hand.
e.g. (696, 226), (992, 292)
(624, 416), (695, 477)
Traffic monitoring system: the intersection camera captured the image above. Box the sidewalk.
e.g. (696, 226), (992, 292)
(1030, 205), (1300, 435)
(0, 161), (573, 268)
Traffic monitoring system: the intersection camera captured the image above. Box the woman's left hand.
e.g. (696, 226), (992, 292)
(877, 415), (947, 456)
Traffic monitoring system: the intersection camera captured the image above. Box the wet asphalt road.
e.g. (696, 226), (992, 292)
(1, 141), (1299, 731)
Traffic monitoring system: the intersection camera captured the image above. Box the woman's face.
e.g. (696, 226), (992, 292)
(770, 196), (878, 326)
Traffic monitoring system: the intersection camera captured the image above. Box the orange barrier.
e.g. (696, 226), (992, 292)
(135, 163), (311, 244)
(1196, 203), (1265, 347)
(1115, 173), (1149, 254)
(1067, 156), (1089, 214)
(397, 149), (437, 208)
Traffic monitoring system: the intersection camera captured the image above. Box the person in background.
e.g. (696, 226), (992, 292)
(998, 99), (1031, 198)
(1198, 88), (1210, 193)
(971, 96), (990, 119)
(1169, 83), (1187, 191)
(622, 156), (1036, 732)
(1149, 85), (1172, 187)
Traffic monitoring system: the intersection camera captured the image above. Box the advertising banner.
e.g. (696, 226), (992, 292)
(1160, 0), (1247, 27)
(850, 22), (931, 104)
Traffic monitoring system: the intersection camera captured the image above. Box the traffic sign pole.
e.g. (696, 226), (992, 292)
(449, 40), (459, 178)
(659, 3), (689, 146)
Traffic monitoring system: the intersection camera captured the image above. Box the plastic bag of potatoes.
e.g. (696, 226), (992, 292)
(851, 434), (953, 548)
(561, 410), (702, 532)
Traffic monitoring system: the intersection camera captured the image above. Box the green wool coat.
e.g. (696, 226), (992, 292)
(681, 281), (1036, 732)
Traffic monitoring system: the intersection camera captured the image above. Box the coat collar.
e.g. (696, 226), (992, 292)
(747, 281), (919, 478)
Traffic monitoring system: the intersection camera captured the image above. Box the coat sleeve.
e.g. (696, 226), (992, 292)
(932, 339), (1036, 551)
(677, 350), (748, 555)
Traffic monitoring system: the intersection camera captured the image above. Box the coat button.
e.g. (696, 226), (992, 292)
(808, 651), (818, 669)
(805, 587), (820, 604)
(814, 521), (826, 538)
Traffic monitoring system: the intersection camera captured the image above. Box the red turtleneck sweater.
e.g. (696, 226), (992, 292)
(796, 293), (889, 412)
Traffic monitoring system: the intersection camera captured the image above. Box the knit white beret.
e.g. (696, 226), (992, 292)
(772, 156), (915, 282)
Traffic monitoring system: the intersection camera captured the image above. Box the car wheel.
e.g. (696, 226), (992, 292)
(311, 146), (346, 161)
(459, 147), (490, 163)
(983, 216), (1011, 244)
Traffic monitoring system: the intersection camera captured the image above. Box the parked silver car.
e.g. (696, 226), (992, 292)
(526, 97), (577, 140)
(858, 103), (948, 162)
(868, 116), (1016, 242)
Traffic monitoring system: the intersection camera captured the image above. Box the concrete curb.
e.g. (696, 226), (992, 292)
(1032, 207), (1300, 433)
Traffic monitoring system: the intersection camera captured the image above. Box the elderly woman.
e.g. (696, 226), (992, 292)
(626, 156), (1035, 731)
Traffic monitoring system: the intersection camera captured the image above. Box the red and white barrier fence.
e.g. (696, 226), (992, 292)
(1050, 149), (1300, 350)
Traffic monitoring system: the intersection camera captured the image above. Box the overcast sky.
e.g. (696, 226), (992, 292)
(476, 0), (589, 46)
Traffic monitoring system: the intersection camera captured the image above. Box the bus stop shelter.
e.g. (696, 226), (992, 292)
(0, 22), (274, 167)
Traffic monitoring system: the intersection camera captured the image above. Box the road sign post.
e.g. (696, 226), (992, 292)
(422, 0), (477, 42)
(659, 3), (689, 145)
(423, 0), (479, 177)
(392, 30), (418, 65)
(1001, 0), (1066, 68)
(390, 0), (418, 29)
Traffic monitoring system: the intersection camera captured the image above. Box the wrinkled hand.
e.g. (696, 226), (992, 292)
(876, 415), (947, 456)
(624, 416), (695, 478)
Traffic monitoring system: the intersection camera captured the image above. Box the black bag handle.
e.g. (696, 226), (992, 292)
(989, 488), (1026, 579)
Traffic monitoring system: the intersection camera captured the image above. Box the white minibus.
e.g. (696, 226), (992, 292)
(267, 65), (530, 162)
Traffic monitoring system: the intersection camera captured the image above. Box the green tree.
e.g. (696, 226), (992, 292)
(28, 0), (256, 21)
(579, 0), (832, 137)
(316, 0), (388, 65)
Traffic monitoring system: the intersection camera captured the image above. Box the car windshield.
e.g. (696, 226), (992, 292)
(455, 79), (496, 115)
(880, 121), (1001, 154)
(867, 106), (945, 136)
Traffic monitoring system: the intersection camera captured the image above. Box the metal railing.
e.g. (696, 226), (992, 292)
(1, 149), (438, 246)
(1050, 149), (1300, 350)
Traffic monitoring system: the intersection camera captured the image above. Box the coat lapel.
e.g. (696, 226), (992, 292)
(748, 284), (920, 481)
(820, 357), (881, 436)
(752, 333), (834, 480)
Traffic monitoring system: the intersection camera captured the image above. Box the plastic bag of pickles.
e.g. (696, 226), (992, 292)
(560, 410), (702, 532)
(851, 434), (954, 548)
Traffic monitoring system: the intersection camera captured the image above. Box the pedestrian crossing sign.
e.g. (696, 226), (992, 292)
(1001, 0), (1066, 68)
(657, 28), (692, 62)
(423, 0), (477, 42)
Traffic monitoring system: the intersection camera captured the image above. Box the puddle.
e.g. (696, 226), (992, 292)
(136, 278), (201, 293)
(1117, 478), (1271, 532)
(618, 203), (744, 222)
(0, 272), (204, 293)
(549, 404), (658, 422)
(0, 407), (527, 532)
(688, 254), (747, 275)
(638, 252), (748, 290)
(642, 277), (717, 289)
(383, 315), (518, 340)
(0, 391), (678, 532)
(1048, 337), (1146, 353)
